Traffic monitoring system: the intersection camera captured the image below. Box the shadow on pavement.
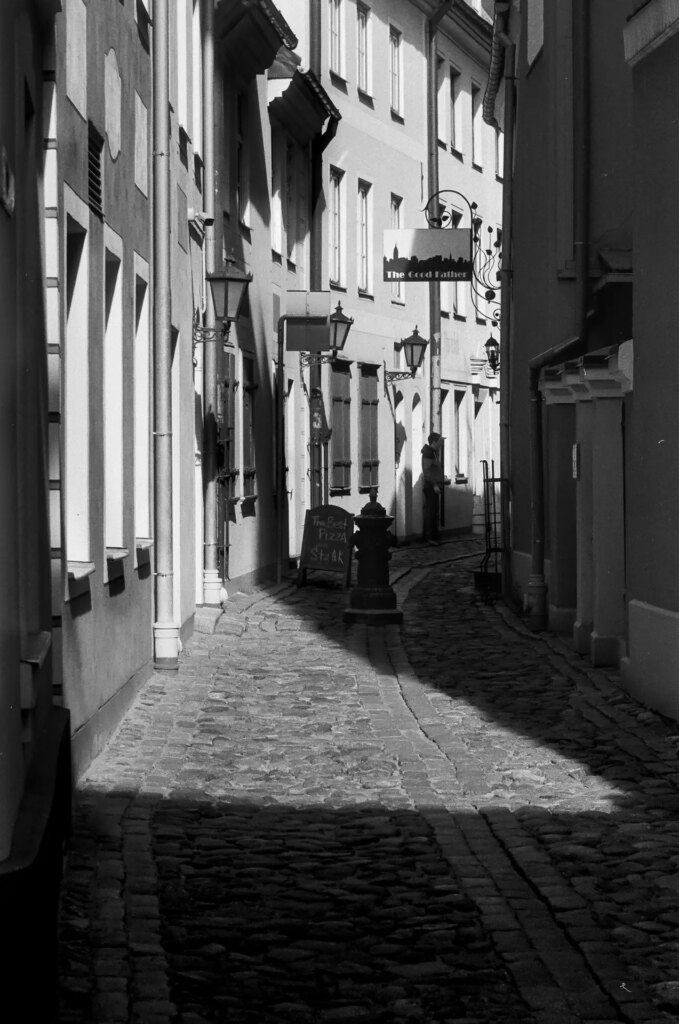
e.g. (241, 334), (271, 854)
(57, 789), (679, 1024)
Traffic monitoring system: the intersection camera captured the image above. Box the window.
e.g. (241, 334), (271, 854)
(330, 362), (351, 492)
(134, 264), (151, 541)
(220, 353), (239, 499)
(192, 0), (203, 157)
(495, 126), (504, 179)
(329, 0), (342, 76)
(437, 58), (446, 145)
(65, 204), (90, 564)
(357, 4), (370, 94)
(450, 67), (462, 153)
(134, 92), (148, 196)
(271, 127), (284, 255)
(526, 0), (544, 66)
(286, 139), (298, 263)
(329, 167), (344, 285)
(236, 91), (250, 227)
(471, 83), (482, 167)
(242, 355), (257, 496)
(389, 26), (402, 115)
(359, 366), (379, 491)
(390, 194), (403, 301)
(440, 209), (466, 319)
(104, 241), (124, 550)
(357, 180), (371, 293)
(454, 389), (467, 479)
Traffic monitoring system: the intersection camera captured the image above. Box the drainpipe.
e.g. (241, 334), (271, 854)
(427, 1), (455, 437)
(153, 0), (179, 670)
(483, 4), (515, 599)
(309, 0), (339, 507)
(202, 0), (221, 605)
(524, 0), (590, 631)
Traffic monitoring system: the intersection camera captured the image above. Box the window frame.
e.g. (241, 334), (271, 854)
(357, 178), (372, 295)
(329, 0), (344, 77)
(390, 193), (404, 302)
(330, 361), (352, 494)
(329, 166), (344, 287)
(241, 354), (257, 498)
(358, 364), (379, 492)
(389, 24), (403, 117)
(356, 3), (371, 95)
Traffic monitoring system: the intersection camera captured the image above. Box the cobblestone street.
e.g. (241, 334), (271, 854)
(59, 538), (679, 1024)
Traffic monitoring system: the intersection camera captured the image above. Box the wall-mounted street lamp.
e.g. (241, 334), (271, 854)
(385, 326), (429, 383)
(484, 334), (500, 372)
(300, 302), (354, 366)
(192, 257), (253, 362)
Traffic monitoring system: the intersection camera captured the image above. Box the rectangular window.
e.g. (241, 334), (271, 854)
(495, 126), (504, 179)
(454, 389), (467, 479)
(357, 180), (371, 293)
(450, 67), (461, 153)
(221, 353), (238, 499)
(242, 355), (257, 497)
(436, 58), (447, 145)
(192, 0), (203, 157)
(357, 4), (370, 93)
(104, 245), (124, 550)
(286, 139), (297, 263)
(330, 362), (351, 492)
(329, 167), (343, 286)
(359, 365), (379, 491)
(65, 209), (90, 564)
(390, 194), (403, 301)
(526, 0), (544, 66)
(471, 83), (482, 167)
(236, 91), (250, 227)
(389, 26), (402, 115)
(134, 267), (151, 540)
(329, 0), (342, 75)
(271, 127), (284, 255)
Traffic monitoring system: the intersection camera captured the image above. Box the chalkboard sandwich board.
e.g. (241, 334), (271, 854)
(297, 504), (354, 587)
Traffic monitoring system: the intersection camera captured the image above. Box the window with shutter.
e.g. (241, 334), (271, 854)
(330, 362), (351, 493)
(359, 365), (379, 491)
(220, 352), (239, 499)
(242, 356), (257, 496)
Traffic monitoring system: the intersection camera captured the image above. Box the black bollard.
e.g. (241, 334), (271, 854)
(343, 488), (403, 625)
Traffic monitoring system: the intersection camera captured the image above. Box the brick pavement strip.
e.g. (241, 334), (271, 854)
(58, 538), (679, 1023)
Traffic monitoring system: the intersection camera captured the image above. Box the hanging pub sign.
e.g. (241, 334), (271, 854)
(383, 229), (472, 283)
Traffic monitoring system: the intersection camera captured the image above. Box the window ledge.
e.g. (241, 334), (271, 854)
(390, 109), (405, 124)
(135, 537), (154, 552)
(106, 547), (130, 562)
(472, 162), (483, 172)
(329, 282), (347, 293)
(357, 290), (374, 301)
(454, 474), (468, 485)
(451, 147), (463, 162)
(329, 69), (347, 87)
(21, 630), (52, 668)
(390, 297), (405, 307)
(68, 560), (95, 582)
(329, 487), (351, 497)
(453, 313), (467, 322)
(357, 88), (374, 106)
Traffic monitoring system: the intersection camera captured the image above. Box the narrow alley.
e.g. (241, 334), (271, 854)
(58, 538), (679, 1024)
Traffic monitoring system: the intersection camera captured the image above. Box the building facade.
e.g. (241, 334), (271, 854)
(485, 0), (635, 644)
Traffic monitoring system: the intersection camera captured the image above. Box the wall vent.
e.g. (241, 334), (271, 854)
(87, 122), (104, 219)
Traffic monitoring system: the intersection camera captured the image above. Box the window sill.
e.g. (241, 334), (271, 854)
(21, 630), (52, 668)
(453, 313), (467, 322)
(106, 547), (129, 584)
(67, 560), (95, 601)
(329, 282), (347, 293)
(496, 173), (504, 184)
(329, 487), (351, 497)
(451, 147), (463, 162)
(329, 69), (347, 88)
(357, 290), (374, 301)
(390, 297), (405, 307)
(358, 485), (379, 495)
(357, 88), (374, 107)
(454, 474), (468, 485)
(476, 317), (487, 326)
(472, 162), (483, 173)
(271, 249), (283, 265)
(136, 537), (153, 568)
(390, 109), (405, 125)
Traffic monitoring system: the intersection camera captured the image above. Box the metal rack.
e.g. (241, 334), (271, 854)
(475, 459), (506, 596)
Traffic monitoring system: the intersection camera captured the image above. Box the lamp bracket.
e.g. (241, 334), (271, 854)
(384, 369), (416, 384)
(300, 350), (337, 367)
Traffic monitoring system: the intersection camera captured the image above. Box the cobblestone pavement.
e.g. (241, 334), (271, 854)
(58, 537), (679, 1024)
